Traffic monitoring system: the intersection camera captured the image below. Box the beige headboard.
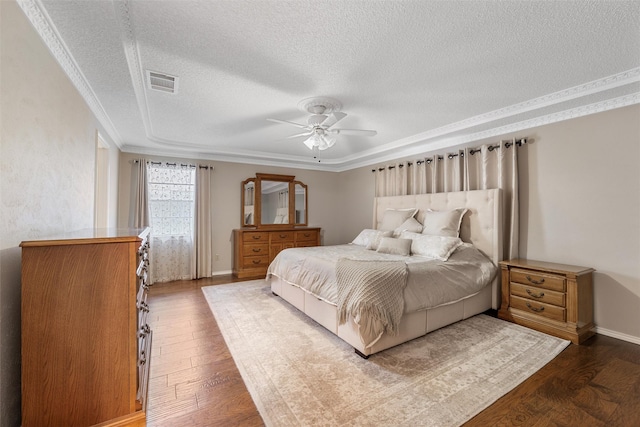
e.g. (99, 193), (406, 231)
(373, 189), (503, 308)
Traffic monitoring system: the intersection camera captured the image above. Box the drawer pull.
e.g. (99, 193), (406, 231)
(304, 233), (310, 237)
(252, 235), (262, 240)
(252, 248), (262, 253)
(526, 289), (545, 298)
(526, 275), (545, 285)
(526, 302), (545, 313)
(252, 259), (261, 264)
(279, 234), (287, 238)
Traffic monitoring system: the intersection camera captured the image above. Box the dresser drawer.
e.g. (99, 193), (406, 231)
(295, 230), (318, 242)
(244, 232), (269, 243)
(510, 283), (565, 307)
(271, 231), (294, 242)
(296, 241), (317, 248)
(511, 269), (565, 292)
(242, 254), (270, 268)
(242, 243), (269, 257)
(511, 295), (566, 322)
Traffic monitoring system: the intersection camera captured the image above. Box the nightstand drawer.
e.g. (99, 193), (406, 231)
(511, 269), (565, 292)
(511, 295), (566, 322)
(511, 283), (565, 307)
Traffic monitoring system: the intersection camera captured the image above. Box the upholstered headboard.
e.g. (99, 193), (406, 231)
(373, 189), (503, 308)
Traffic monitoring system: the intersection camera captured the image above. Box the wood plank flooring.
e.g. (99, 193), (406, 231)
(146, 276), (640, 427)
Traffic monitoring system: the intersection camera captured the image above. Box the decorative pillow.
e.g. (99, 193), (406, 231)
(376, 237), (412, 256)
(421, 208), (468, 237)
(351, 229), (393, 250)
(408, 233), (463, 261)
(399, 231), (422, 241)
(378, 208), (418, 231)
(393, 217), (423, 237)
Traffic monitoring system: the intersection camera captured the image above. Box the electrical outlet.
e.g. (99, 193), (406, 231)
(215, 254), (219, 261)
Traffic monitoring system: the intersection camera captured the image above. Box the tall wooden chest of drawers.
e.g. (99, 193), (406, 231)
(20, 228), (151, 427)
(498, 258), (595, 344)
(233, 227), (321, 279)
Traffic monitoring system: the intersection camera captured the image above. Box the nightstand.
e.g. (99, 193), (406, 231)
(498, 259), (595, 344)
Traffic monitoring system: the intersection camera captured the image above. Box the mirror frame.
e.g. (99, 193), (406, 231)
(241, 178), (256, 226)
(241, 173), (308, 228)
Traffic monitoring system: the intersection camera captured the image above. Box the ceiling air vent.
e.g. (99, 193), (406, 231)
(146, 70), (178, 94)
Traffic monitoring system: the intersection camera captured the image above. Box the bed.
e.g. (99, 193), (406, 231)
(267, 189), (503, 358)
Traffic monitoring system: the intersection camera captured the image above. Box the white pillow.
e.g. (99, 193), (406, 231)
(376, 237), (412, 256)
(393, 217), (423, 237)
(378, 208), (418, 231)
(400, 231), (422, 241)
(421, 208), (468, 237)
(351, 229), (393, 250)
(409, 234), (463, 261)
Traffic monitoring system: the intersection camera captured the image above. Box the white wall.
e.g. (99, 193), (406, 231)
(341, 105), (640, 344)
(0, 2), (120, 425)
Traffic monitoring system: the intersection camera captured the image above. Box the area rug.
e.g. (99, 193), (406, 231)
(202, 280), (569, 426)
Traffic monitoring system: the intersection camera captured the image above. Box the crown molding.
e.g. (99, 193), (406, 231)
(337, 92), (640, 172)
(17, 0), (123, 148)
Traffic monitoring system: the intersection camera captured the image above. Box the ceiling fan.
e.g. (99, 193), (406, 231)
(267, 97), (377, 151)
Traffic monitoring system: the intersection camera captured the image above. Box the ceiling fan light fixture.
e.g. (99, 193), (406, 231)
(269, 96), (377, 154)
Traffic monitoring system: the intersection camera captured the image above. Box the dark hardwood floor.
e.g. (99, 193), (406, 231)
(146, 276), (640, 427)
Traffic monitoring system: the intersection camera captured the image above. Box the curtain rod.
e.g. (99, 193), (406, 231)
(371, 138), (527, 172)
(133, 159), (212, 169)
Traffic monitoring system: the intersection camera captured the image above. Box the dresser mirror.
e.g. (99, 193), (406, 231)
(241, 173), (308, 228)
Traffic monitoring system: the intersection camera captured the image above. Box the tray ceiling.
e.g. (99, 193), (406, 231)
(20, 0), (640, 171)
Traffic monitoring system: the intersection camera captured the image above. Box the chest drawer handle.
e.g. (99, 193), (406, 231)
(252, 235), (262, 240)
(279, 234), (287, 238)
(526, 302), (544, 313)
(526, 289), (545, 298)
(252, 248), (262, 253)
(526, 275), (545, 285)
(304, 233), (310, 237)
(252, 259), (261, 264)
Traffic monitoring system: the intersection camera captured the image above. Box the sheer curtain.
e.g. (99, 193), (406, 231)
(193, 166), (214, 279)
(374, 139), (521, 259)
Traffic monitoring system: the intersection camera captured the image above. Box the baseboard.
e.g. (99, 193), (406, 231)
(212, 270), (233, 276)
(594, 326), (640, 346)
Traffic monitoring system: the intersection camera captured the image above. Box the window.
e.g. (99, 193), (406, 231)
(147, 164), (195, 238)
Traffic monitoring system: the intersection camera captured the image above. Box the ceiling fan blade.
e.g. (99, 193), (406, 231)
(267, 118), (309, 129)
(285, 131), (313, 139)
(329, 129), (377, 136)
(321, 112), (347, 129)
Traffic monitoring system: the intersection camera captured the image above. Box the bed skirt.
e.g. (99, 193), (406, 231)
(269, 276), (493, 357)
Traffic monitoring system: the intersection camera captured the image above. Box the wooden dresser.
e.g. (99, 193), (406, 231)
(498, 258), (595, 344)
(21, 228), (151, 427)
(233, 227), (321, 279)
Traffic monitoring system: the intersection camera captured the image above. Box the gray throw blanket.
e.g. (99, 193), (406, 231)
(336, 259), (408, 347)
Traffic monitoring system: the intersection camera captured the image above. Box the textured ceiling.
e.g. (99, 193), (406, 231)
(23, 0), (640, 171)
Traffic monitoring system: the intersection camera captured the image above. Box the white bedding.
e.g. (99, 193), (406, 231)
(266, 243), (497, 314)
